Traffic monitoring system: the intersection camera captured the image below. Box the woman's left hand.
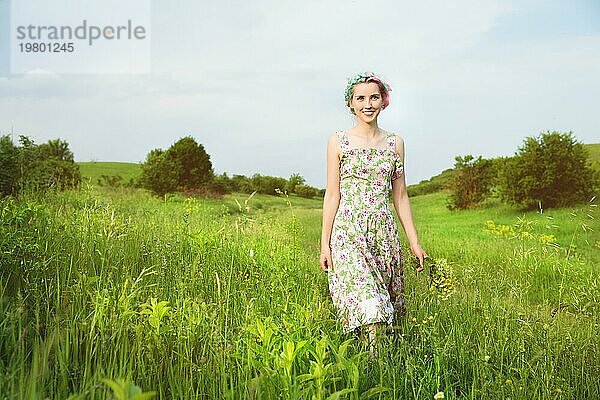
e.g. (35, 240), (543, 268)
(410, 242), (428, 273)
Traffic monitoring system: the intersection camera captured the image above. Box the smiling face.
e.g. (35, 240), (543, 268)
(348, 82), (384, 122)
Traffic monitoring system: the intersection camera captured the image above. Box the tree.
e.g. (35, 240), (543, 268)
(295, 184), (318, 198)
(139, 148), (180, 196)
(139, 136), (216, 196)
(250, 173), (287, 195)
(446, 154), (496, 210)
(38, 138), (75, 162)
(8, 135), (81, 193)
(2, 135), (81, 195)
(210, 172), (233, 194)
(498, 131), (598, 210)
(166, 136), (214, 189)
(36, 138), (80, 190)
(231, 174), (253, 193)
(285, 173), (305, 193)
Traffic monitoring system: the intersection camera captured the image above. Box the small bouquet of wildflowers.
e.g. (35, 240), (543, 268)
(427, 257), (456, 301)
(411, 256), (456, 301)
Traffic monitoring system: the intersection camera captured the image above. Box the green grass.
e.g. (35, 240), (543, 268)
(584, 143), (600, 162)
(584, 143), (600, 173)
(78, 161), (142, 186)
(1, 186), (598, 399)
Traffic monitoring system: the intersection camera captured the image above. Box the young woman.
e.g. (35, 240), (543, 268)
(320, 72), (428, 355)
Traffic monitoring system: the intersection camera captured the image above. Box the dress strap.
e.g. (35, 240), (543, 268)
(387, 132), (396, 152)
(338, 130), (349, 152)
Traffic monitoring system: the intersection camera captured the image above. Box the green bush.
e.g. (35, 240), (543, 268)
(295, 184), (318, 198)
(167, 136), (214, 188)
(231, 174), (254, 194)
(498, 131), (599, 210)
(139, 148), (180, 196)
(210, 172), (233, 195)
(139, 137), (312, 199)
(446, 154), (496, 210)
(0, 135), (18, 196)
(284, 173), (305, 194)
(139, 136), (216, 196)
(250, 173), (287, 195)
(0, 135), (81, 196)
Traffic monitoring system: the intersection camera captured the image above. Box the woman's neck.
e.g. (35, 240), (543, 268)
(351, 121), (381, 139)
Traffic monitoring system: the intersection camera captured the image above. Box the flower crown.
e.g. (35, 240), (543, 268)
(344, 71), (392, 103)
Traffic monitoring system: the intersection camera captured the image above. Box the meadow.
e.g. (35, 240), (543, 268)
(0, 179), (598, 399)
(78, 162), (143, 187)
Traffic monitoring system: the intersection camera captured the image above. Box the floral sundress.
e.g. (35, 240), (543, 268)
(328, 130), (406, 333)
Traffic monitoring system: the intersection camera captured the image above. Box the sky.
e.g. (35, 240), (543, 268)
(1, 0), (599, 188)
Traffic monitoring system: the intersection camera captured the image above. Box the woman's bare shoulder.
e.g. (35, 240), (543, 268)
(327, 130), (342, 142)
(387, 131), (405, 155)
(327, 131), (343, 157)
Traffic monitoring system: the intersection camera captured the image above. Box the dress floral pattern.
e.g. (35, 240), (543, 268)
(328, 130), (406, 333)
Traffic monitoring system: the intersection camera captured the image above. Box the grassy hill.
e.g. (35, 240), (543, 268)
(78, 161), (142, 186)
(585, 143), (600, 170)
(77, 142), (599, 192)
(75, 160), (448, 193)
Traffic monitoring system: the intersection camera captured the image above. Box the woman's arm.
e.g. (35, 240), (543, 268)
(391, 135), (428, 270)
(321, 133), (342, 248)
(320, 133), (341, 270)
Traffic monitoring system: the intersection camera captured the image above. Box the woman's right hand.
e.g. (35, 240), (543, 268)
(320, 247), (333, 273)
